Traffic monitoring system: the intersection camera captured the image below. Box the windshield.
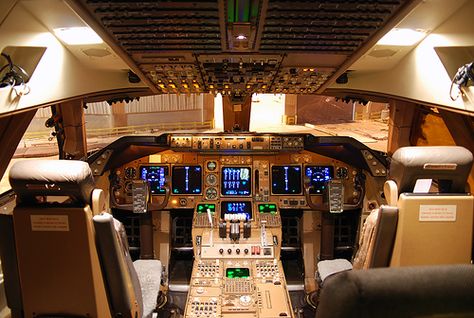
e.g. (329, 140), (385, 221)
(0, 94), (388, 194)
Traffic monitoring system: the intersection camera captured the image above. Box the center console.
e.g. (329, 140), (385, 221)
(187, 201), (294, 317)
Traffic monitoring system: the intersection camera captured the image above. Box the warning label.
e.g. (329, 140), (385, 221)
(31, 215), (70, 231)
(419, 205), (456, 222)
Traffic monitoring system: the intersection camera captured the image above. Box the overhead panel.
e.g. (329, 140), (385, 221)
(78, 0), (410, 97)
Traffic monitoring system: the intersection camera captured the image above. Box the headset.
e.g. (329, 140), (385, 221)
(0, 53), (30, 88)
(450, 61), (474, 101)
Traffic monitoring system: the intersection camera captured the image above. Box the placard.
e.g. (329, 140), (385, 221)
(31, 215), (70, 231)
(419, 205), (456, 222)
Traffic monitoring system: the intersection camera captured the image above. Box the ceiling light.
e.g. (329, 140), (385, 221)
(236, 34), (247, 40)
(377, 28), (426, 46)
(53, 27), (103, 45)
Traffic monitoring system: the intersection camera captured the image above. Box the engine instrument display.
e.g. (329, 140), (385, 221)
(305, 166), (334, 194)
(221, 167), (251, 196)
(172, 165), (202, 194)
(139, 165), (168, 194)
(271, 165), (302, 194)
(226, 268), (250, 278)
(221, 201), (252, 220)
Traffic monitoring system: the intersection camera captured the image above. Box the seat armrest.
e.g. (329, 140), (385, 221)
(317, 259), (352, 284)
(133, 260), (163, 318)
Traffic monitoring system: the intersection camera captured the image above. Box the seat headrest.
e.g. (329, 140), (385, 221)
(9, 160), (95, 204)
(390, 146), (473, 194)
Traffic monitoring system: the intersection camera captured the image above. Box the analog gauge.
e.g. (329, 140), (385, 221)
(205, 173), (218, 186)
(336, 167), (348, 179)
(205, 187), (218, 200)
(124, 181), (133, 194)
(206, 161), (217, 171)
(125, 167), (136, 179)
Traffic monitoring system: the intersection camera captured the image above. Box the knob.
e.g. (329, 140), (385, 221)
(236, 248), (240, 254)
(219, 248), (224, 254)
(244, 248), (249, 254)
(227, 248), (232, 254)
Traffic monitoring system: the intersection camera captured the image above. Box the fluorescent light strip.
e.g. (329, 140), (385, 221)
(53, 27), (103, 45)
(377, 28), (426, 46)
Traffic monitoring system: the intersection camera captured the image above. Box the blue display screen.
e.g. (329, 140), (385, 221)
(172, 166), (202, 194)
(221, 201), (252, 220)
(140, 165), (168, 194)
(305, 166), (333, 194)
(271, 165), (302, 194)
(221, 167), (251, 196)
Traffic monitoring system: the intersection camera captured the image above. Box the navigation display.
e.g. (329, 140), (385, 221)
(221, 167), (251, 196)
(172, 165), (202, 194)
(221, 201), (252, 220)
(305, 166), (334, 194)
(139, 165), (168, 194)
(271, 165), (302, 194)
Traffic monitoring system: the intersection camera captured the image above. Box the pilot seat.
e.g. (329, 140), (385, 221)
(313, 145), (474, 317)
(0, 159), (163, 318)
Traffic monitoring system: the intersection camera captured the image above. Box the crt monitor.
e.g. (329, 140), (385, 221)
(221, 201), (252, 221)
(221, 167), (251, 196)
(139, 165), (168, 194)
(305, 166), (334, 194)
(172, 165), (202, 194)
(271, 165), (302, 194)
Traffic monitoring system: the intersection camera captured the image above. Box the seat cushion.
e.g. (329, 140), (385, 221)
(317, 259), (353, 283)
(133, 259), (162, 318)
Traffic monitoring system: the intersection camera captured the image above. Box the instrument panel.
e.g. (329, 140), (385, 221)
(110, 150), (362, 211)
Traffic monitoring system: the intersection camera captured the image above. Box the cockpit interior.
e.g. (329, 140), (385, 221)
(0, 0), (473, 318)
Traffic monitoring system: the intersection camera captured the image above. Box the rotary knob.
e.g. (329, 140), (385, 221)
(239, 295), (252, 307)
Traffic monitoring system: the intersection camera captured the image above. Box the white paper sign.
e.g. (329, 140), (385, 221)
(419, 205), (456, 222)
(31, 215), (70, 231)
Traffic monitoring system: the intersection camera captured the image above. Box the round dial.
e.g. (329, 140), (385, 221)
(336, 167), (348, 179)
(124, 181), (133, 194)
(239, 295), (252, 306)
(205, 187), (218, 200)
(206, 161), (217, 171)
(205, 173), (218, 186)
(124, 167), (136, 179)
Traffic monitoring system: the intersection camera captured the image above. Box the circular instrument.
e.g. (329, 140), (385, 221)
(205, 173), (218, 186)
(336, 167), (348, 179)
(205, 187), (218, 200)
(206, 161), (217, 171)
(124, 167), (136, 179)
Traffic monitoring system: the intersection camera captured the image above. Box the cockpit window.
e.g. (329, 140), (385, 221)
(0, 107), (59, 194)
(0, 94), (389, 195)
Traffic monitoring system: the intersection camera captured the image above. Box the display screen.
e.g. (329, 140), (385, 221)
(139, 165), (168, 194)
(271, 165), (302, 194)
(196, 203), (216, 214)
(305, 166), (334, 194)
(258, 203), (278, 214)
(226, 268), (250, 278)
(172, 166), (202, 194)
(221, 167), (251, 196)
(221, 201), (252, 220)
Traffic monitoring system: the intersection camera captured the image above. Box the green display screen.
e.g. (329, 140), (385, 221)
(258, 203), (278, 214)
(196, 203), (216, 214)
(226, 268), (250, 278)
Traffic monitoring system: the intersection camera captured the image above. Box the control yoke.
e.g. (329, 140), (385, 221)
(304, 176), (328, 211)
(111, 176), (171, 212)
(152, 176), (170, 211)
